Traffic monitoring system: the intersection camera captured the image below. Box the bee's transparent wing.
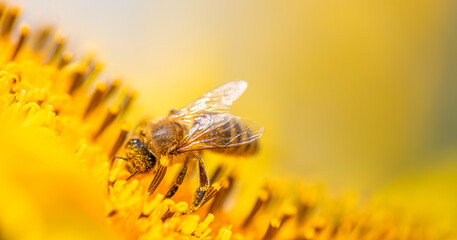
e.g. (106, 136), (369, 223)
(175, 113), (264, 153)
(167, 80), (263, 153)
(169, 80), (248, 125)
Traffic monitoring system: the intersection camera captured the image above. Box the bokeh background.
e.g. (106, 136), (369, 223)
(11, 0), (457, 228)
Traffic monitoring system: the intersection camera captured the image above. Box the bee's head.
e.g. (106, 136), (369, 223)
(124, 138), (156, 172)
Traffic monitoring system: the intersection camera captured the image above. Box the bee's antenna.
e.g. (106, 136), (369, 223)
(115, 155), (128, 161)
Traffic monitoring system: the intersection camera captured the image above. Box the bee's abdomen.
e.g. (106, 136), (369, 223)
(213, 118), (259, 156)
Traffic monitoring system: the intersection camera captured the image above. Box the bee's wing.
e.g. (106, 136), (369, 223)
(168, 80), (263, 153)
(169, 80), (248, 125)
(174, 113), (264, 153)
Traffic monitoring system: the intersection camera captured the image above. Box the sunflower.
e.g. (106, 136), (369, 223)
(0, 4), (453, 240)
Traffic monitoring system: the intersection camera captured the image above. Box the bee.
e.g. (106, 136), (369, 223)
(115, 80), (264, 211)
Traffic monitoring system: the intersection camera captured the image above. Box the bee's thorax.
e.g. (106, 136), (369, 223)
(140, 120), (185, 157)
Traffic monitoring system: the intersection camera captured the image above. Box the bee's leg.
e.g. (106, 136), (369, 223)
(146, 161), (168, 196)
(190, 155), (210, 210)
(164, 162), (188, 198)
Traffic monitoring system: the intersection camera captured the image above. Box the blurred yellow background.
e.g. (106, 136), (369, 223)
(13, 0), (457, 226)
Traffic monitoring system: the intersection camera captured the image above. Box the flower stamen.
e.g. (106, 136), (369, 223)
(45, 36), (65, 64)
(84, 82), (107, 119)
(0, 7), (19, 38)
(241, 188), (270, 230)
(68, 69), (86, 94)
(262, 218), (281, 240)
(33, 26), (52, 51)
(57, 52), (73, 69)
(109, 123), (130, 160)
(208, 172), (235, 214)
(208, 178), (229, 214)
(0, 4), (5, 24)
(119, 91), (136, 117)
(296, 198), (314, 225)
(262, 205), (296, 240)
(160, 200), (188, 222)
(210, 163), (224, 183)
(10, 25), (29, 61)
(103, 78), (122, 102)
(312, 217), (326, 236)
(107, 209), (117, 217)
(93, 104), (120, 140)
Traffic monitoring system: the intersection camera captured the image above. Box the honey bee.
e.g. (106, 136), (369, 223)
(116, 80), (264, 211)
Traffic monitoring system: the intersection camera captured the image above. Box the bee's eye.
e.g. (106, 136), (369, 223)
(140, 130), (146, 136)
